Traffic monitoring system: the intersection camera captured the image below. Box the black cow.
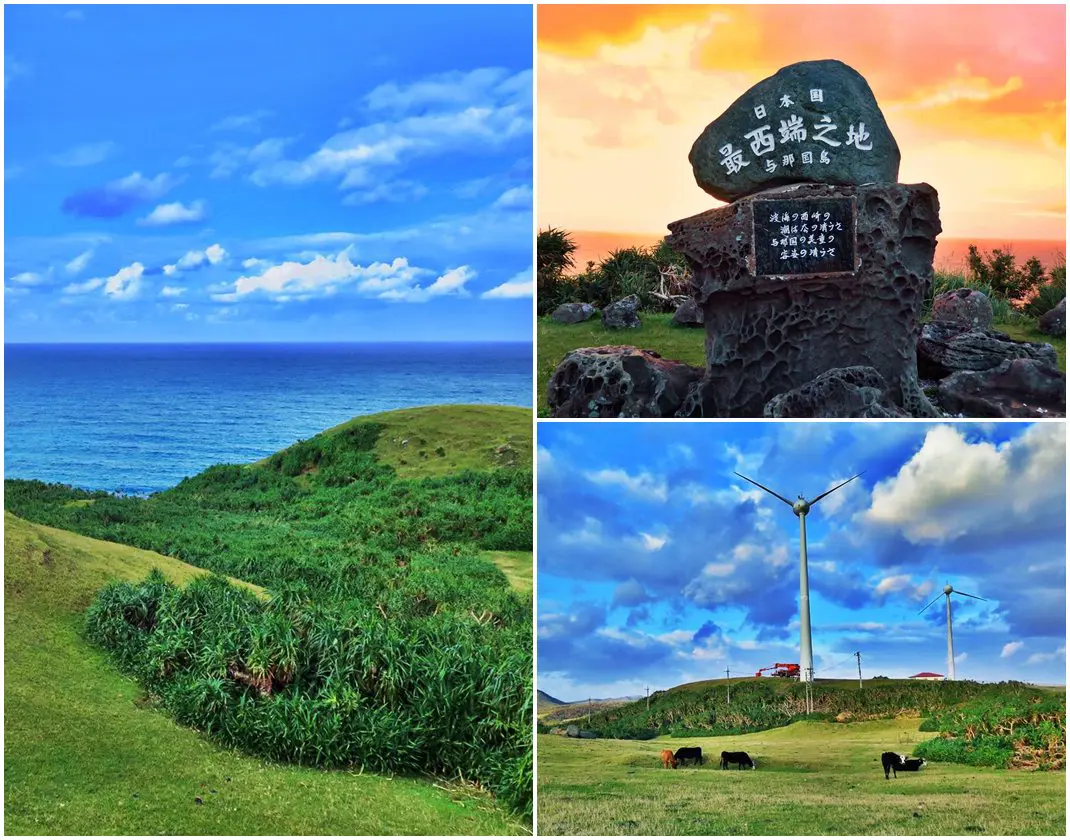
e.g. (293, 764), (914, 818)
(881, 752), (924, 778)
(674, 746), (703, 766)
(720, 750), (755, 770)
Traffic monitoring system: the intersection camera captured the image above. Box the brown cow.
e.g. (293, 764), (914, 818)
(661, 749), (678, 769)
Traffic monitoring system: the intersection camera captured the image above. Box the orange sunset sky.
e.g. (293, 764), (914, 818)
(538, 4), (1066, 269)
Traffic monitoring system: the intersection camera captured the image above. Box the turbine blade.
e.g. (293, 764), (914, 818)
(808, 472), (864, 507)
(733, 472), (794, 508)
(918, 593), (943, 615)
(955, 590), (988, 602)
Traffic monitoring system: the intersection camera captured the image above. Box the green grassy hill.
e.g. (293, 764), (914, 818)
(537, 718), (1065, 835)
(584, 675), (1064, 744)
(5, 513), (524, 835)
(4, 405), (533, 833)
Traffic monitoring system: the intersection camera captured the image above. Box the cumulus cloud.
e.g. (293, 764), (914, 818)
(102, 262), (144, 299)
(164, 244), (227, 276)
(378, 266), (473, 303)
(862, 424), (1065, 543)
(62, 171), (181, 218)
(160, 286), (186, 298)
(50, 141), (116, 167)
(1000, 641), (1024, 658)
(1026, 645), (1065, 665)
(481, 267), (533, 299)
(138, 200), (208, 227)
(492, 185), (532, 211)
(62, 277), (105, 295)
(874, 575), (934, 603)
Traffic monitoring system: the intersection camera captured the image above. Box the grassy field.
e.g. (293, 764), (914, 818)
(539, 313), (1066, 414)
(304, 404), (532, 478)
(537, 719), (1066, 836)
(538, 314), (704, 414)
(4, 512), (527, 835)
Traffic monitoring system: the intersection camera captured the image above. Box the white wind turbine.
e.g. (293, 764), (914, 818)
(918, 583), (988, 681)
(733, 470), (862, 684)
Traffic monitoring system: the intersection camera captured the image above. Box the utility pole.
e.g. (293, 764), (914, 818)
(725, 668), (731, 705)
(855, 651), (863, 689)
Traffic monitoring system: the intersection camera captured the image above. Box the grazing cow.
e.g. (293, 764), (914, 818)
(720, 750), (755, 770)
(661, 749), (677, 769)
(673, 746), (703, 766)
(882, 752), (910, 779)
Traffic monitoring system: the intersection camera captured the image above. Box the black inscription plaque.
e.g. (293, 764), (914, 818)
(752, 196), (856, 277)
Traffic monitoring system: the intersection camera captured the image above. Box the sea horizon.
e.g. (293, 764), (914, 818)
(563, 230), (1067, 275)
(5, 342), (532, 495)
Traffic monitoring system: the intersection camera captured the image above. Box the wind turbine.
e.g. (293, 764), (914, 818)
(918, 583), (987, 681)
(734, 470), (863, 684)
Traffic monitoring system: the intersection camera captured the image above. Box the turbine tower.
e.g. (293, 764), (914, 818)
(734, 471), (862, 684)
(919, 583), (987, 681)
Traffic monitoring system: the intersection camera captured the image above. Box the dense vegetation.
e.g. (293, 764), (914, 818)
(4, 412), (533, 818)
(574, 677), (1058, 747)
(536, 227), (689, 315)
(916, 692), (1065, 770)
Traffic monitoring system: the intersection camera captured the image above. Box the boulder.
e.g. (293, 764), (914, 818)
(937, 359), (1065, 418)
(668, 182), (941, 417)
(552, 302), (598, 325)
(547, 346), (703, 418)
(1038, 297), (1066, 337)
(931, 288), (993, 330)
(602, 295), (642, 329)
(578, 730), (598, 739)
(566, 725), (580, 738)
(917, 322), (1058, 380)
(763, 366), (909, 418)
(671, 298), (704, 327)
(690, 59), (900, 203)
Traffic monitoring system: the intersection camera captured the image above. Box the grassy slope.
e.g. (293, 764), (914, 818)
(285, 404), (533, 479)
(537, 719), (1066, 836)
(4, 513), (525, 836)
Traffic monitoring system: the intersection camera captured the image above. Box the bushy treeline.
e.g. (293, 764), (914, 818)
(581, 678), (1039, 742)
(537, 227), (690, 315)
(915, 692), (1065, 770)
(5, 420), (534, 817)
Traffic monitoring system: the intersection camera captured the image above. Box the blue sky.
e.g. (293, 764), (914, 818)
(538, 422), (1066, 700)
(4, 5), (533, 342)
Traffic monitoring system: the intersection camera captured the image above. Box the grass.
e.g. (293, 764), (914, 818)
(304, 404), (532, 478)
(4, 512), (527, 835)
(537, 719), (1065, 836)
(538, 314), (704, 414)
(485, 550), (533, 595)
(995, 322), (1066, 372)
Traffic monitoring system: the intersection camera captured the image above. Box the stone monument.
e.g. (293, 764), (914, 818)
(668, 59), (940, 416)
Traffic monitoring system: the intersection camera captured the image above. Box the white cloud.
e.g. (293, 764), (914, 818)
(481, 267), (533, 299)
(364, 67), (530, 113)
(377, 266), (474, 303)
(160, 286), (186, 298)
(51, 141), (115, 167)
(341, 179), (428, 206)
(165, 243), (227, 275)
(9, 271), (47, 286)
(1000, 641), (1024, 658)
(862, 424), (1066, 543)
(585, 467), (668, 502)
(103, 262), (144, 300)
(65, 249), (94, 275)
(639, 533), (668, 552)
(492, 185), (532, 211)
(874, 575), (933, 602)
(62, 277), (105, 295)
(1026, 645), (1065, 665)
(138, 200), (207, 227)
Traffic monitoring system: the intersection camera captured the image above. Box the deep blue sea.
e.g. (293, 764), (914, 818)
(5, 343), (532, 495)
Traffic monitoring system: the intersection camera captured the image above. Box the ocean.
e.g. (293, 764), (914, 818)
(4, 343), (532, 495)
